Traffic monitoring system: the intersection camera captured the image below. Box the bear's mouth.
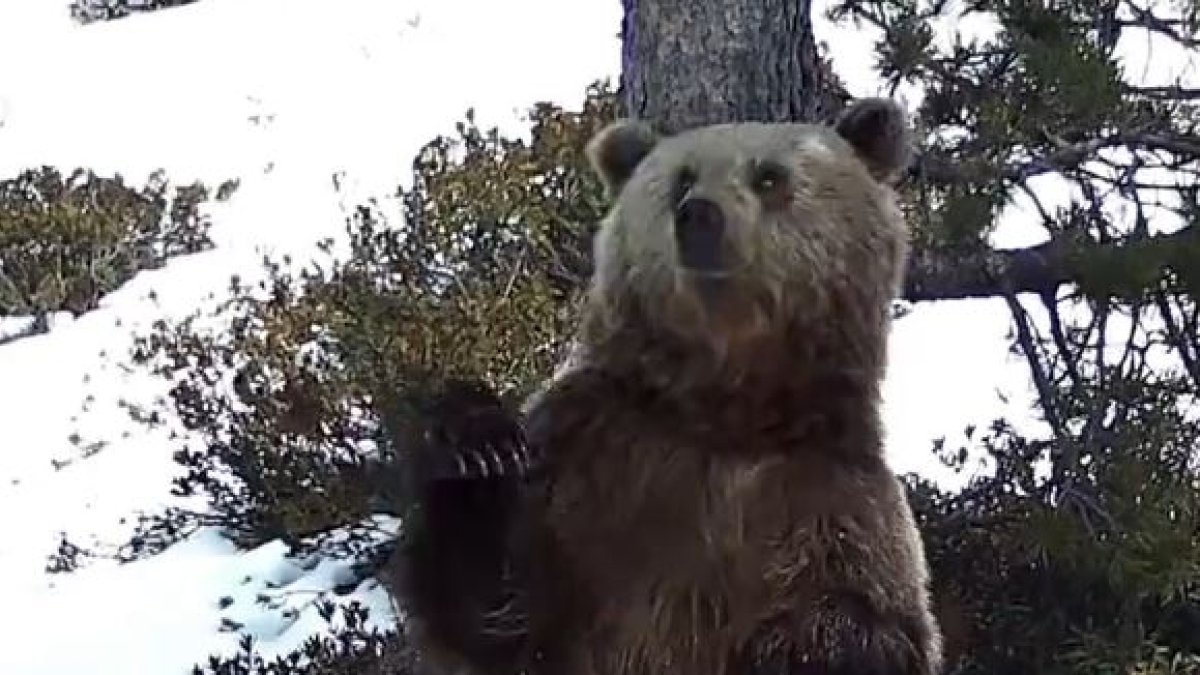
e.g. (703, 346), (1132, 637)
(681, 268), (736, 280)
(675, 271), (776, 352)
(681, 267), (746, 314)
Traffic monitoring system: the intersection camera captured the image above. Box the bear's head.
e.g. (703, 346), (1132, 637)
(580, 98), (913, 378)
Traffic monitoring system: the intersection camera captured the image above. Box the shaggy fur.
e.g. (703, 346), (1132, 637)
(394, 98), (942, 675)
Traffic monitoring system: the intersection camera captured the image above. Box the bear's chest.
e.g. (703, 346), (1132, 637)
(549, 428), (766, 545)
(543, 423), (804, 612)
(536, 425), (822, 675)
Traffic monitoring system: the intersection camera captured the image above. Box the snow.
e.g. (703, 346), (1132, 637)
(4, 521), (401, 675)
(0, 0), (1190, 672)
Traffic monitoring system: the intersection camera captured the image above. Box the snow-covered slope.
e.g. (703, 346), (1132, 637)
(0, 0), (1070, 672)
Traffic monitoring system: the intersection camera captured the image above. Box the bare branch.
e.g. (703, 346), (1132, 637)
(1043, 290), (1084, 390)
(1120, 0), (1200, 48)
(915, 131), (1200, 188)
(1003, 291), (1068, 440)
(1123, 84), (1200, 100)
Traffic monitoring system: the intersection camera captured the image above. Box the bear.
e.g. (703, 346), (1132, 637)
(390, 97), (943, 675)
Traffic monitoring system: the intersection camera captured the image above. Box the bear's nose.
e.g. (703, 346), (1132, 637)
(674, 197), (727, 272)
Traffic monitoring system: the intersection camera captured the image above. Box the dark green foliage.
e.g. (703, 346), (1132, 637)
(45, 534), (92, 574)
(827, 0), (1200, 671)
(191, 601), (415, 675)
(0, 166), (215, 331)
(908, 371), (1200, 674)
(69, 0), (201, 24)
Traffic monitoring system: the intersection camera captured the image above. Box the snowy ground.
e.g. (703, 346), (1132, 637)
(0, 0), (1191, 672)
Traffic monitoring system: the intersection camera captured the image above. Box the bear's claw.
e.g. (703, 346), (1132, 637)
(417, 379), (535, 482)
(433, 439), (532, 480)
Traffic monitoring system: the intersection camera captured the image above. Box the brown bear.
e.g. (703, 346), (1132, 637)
(391, 97), (943, 675)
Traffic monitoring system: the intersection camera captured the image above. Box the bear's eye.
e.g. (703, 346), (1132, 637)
(671, 166), (698, 205)
(750, 160), (790, 197)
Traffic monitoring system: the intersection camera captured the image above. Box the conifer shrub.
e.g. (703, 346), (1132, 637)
(99, 85), (617, 675)
(69, 0), (201, 24)
(191, 600), (415, 675)
(122, 82), (617, 553)
(0, 166), (216, 333)
(906, 370), (1200, 674)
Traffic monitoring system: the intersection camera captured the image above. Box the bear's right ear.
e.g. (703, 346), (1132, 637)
(586, 120), (659, 196)
(834, 98), (913, 183)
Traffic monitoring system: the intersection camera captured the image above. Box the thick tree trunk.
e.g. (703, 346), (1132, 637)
(619, 0), (844, 132)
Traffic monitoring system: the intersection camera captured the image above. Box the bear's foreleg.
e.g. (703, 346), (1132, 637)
(395, 379), (536, 675)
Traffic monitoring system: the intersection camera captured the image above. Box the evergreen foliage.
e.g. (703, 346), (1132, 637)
(69, 0), (201, 24)
(828, 0), (1200, 671)
(191, 601), (415, 675)
(0, 166), (217, 340)
(120, 84), (616, 555)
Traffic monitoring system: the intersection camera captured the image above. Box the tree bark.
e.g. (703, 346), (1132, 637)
(619, 0), (844, 133)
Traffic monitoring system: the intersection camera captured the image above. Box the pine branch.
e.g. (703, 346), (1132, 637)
(915, 130), (1200, 187)
(1123, 84), (1200, 100)
(902, 225), (1197, 302)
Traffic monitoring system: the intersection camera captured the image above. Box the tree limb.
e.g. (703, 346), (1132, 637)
(1123, 84), (1200, 100)
(1119, 0), (1200, 48)
(914, 130), (1200, 188)
(902, 225), (1197, 302)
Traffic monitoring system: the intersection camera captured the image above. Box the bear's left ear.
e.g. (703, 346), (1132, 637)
(834, 98), (913, 183)
(586, 119), (659, 197)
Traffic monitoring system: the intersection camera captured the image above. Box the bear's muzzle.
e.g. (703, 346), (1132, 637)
(674, 196), (729, 275)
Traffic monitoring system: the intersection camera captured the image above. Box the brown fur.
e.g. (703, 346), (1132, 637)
(397, 98), (941, 675)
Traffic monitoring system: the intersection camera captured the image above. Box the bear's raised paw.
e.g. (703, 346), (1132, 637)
(416, 379), (535, 482)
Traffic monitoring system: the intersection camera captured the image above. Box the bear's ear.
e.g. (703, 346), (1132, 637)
(586, 120), (659, 196)
(834, 98), (913, 183)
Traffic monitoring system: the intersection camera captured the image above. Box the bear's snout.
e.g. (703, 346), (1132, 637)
(674, 197), (727, 273)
